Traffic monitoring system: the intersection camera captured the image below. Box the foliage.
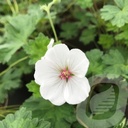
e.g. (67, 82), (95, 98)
(0, 69), (21, 103)
(102, 48), (128, 79)
(98, 34), (114, 49)
(75, 0), (93, 9)
(22, 97), (76, 128)
(86, 49), (104, 75)
(26, 81), (41, 98)
(0, 107), (51, 128)
(24, 33), (50, 64)
(60, 22), (78, 40)
(0, 12), (42, 63)
(100, 0), (128, 27)
(80, 27), (96, 45)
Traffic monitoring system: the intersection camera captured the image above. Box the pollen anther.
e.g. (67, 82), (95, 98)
(60, 69), (72, 80)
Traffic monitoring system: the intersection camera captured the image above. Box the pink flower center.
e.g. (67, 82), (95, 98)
(59, 69), (72, 80)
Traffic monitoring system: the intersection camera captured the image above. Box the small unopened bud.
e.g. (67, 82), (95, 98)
(47, 38), (54, 49)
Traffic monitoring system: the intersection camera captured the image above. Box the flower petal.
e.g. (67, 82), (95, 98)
(67, 49), (89, 77)
(64, 76), (90, 105)
(45, 44), (69, 69)
(34, 58), (60, 86)
(40, 78), (66, 106)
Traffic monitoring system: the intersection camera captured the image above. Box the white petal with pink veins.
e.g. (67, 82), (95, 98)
(67, 49), (89, 78)
(34, 58), (60, 85)
(45, 44), (69, 69)
(64, 76), (90, 105)
(40, 78), (66, 106)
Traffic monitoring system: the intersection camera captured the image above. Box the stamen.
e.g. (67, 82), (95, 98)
(59, 69), (72, 80)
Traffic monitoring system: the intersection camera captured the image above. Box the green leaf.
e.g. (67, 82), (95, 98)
(86, 47), (128, 79)
(75, 0), (93, 9)
(0, 68), (22, 103)
(106, 22), (119, 32)
(5, 15), (38, 42)
(0, 40), (24, 64)
(115, 25), (128, 41)
(8, 50), (33, 74)
(0, 107), (51, 128)
(115, 31), (128, 40)
(22, 97), (76, 128)
(26, 81), (41, 98)
(79, 28), (96, 45)
(24, 33), (50, 64)
(60, 22), (78, 40)
(100, 5), (120, 21)
(98, 34), (114, 49)
(114, 0), (128, 8)
(0, 50), (33, 103)
(100, 0), (128, 27)
(87, 49), (103, 62)
(104, 65), (123, 79)
(103, 49), (125, 65)
(86, 49), (104, 75)
(27, 4), (44, 19)
(73, 12), (96, 28)
(0, 10), (42, 63)
(102, 49), (125, 79)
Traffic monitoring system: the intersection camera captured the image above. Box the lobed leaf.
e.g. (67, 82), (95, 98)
(22, 97), (76, 128)
(102, 48), (128, 79)
(100, 0), (128, 27)
(0, 107), (51, 128)
(98, 34), (114, 49)
(60, 22), (78, 40)
(75, 0), (93, 9)
(86, 49), (104, 75)
(80, 28), (96, 45)
(0, 6), (43, 63)
(24, 33), (50, 64)
(26, 81), (41, 98)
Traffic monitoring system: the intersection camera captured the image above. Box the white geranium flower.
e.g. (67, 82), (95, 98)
(34, 42), (90, 106)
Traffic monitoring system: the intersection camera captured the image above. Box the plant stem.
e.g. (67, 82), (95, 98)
(0, 56), (28, 77)
(6, 0), (15, 14)
(47, 9), (58, 43)
(13, 0), (19, 14)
